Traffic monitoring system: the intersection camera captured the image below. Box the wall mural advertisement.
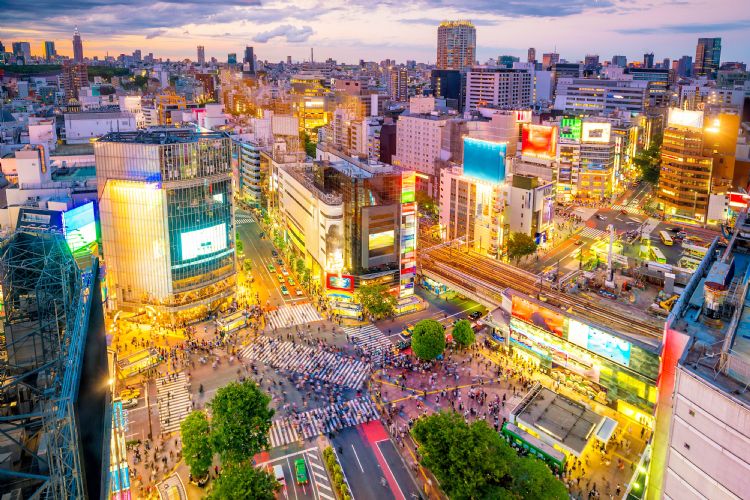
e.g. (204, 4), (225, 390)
(521, 124), (558, 159)
(511, 295), (566, 337)
(326, 272), (355, 293)
(568, 319), (632, 367)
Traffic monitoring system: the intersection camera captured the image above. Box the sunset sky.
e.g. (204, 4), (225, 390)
(2, 0), (748, 64)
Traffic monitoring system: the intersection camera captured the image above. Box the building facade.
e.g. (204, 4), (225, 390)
(464, 67), (532, 111)
(436, 20), (476, 71)
(72, 26), (83, 63)
(694, 37), (721, 79)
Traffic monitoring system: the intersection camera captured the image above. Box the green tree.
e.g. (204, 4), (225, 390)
(243, 259), (252, 272)
(506, 232), (537, 264)
(207, 462), (279, 500)
(411, 319), (446, 360)
(180, 411), (213, 479)
(415, 191), (438, 219)
(452, 319), (475, 348)
(633, 135), (662, 184)
(209, 381), (274, 464)
(301, 129), (321, 158)
(356, 283), (397, 320)
(273, 231), (287, 254)
(510, 456), (569, 500)
(296, 258), (306, 275)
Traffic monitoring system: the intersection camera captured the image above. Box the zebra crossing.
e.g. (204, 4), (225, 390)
(305, 451), (335, 500)
(268, 397), (379, 448)
(343, 324), (393, 354)
(235, 214), (255, 225)
(240, 335), (371, 389)
(578, 227), (609, 240)
(611, 204), (644, 215)
(266, 303), (322, 330)
(156, 372), (192, 434)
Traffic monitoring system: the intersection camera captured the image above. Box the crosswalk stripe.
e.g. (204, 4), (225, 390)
(343, 325), (393, 360)
(157, 372), (192, 434)
(235, 214), (255, 225)
(267, 303), (323, 330)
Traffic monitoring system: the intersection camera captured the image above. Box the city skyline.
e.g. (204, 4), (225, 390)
(1, 0), (749, 64)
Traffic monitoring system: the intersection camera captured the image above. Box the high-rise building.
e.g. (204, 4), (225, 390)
(643, 52), (654, 68)
(287, 55), (292, 65)
(60, 60), (89, 101)
(95, 129), (236, 319)
(133, 49), (141, 62)
(584, 54), (600, 71)
(436, 20), (476, 71)
(243, 46), (255, 73)
(72, 26), (83, 63)
(227, 53), (237, 65)
(11, 41), (31, 63)
(661, 58), (670, 70)
(541, 52), (559, 69)
(388, 66), (408, 102)
(43, 41), (56, 61)
(527, 47), (536, 63)
(694, 37), (721, 78)
(197, 45), (205, 65)
(464, 67), (532, 111)
(431, 69), (464, 111)
(611, 55), (627, 67)
(676, 55), (693, 77)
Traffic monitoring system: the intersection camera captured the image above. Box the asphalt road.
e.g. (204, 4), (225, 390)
(258, 445), (333, 500)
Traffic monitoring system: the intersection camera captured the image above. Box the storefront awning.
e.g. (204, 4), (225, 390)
(594, 416), (618, 444)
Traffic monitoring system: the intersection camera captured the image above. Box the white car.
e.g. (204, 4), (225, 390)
(295, 289), (304, 297)
(273, 465), (285, 486)
(281, 268), (289, 276)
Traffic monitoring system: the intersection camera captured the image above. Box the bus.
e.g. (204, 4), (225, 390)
(650, 246), (667, 264)
(117, 348), (160, 379)
(659, 231), (674, 246)
(217, 311), (248, 335)
(501, 422), (566, 473)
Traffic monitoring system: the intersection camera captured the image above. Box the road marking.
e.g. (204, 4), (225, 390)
(351, 444), (365, 472)
(286, 457), (299, 500)
(255, 447), (319, 467)
(375, 439), (406, 500)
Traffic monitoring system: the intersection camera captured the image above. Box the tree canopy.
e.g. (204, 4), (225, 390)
(181, 411), (214, 479)
(634, 135), (662, 184)
(209, 380), (274, 464)
(507, 232), (537, 263)
(411, 319), (446, 360)
(207, 462), (279, 500)
(356, 282), (397, 320)
(452, 319), (475, 348)
(412, 412), (567, 500)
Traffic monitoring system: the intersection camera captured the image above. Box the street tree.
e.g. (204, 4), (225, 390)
(411, 319), (446, 360)
(355, 283), (397, 319)
(209, 380), (274, 464)
(510, 455), (569, 500)
(633, 135), (662, 184)
(180, 411), (213, 480)
(207, 462), (279, 500)
(452, 319), (475, 348)
(507, 232), (537, 264)
(296, 257), (306, 275)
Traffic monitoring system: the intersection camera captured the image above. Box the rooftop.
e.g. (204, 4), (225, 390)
(64, 111), (131, 121)
(97, 128), (228, 145)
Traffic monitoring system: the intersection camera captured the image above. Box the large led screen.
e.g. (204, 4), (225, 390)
(462, 137), (507, 184)
(521, 124), (558, 158)
(511, 295), (566, 337)
(180, 223), (228, 260)
(369, 230), (395, 250)
(62, 202), (97, 252)
(326, 273), (355, 292)
(568, 319), (632, 367)
(667, 108), (703, 129)
(581, 122), (612, 143)
(560, 117), (582, 140)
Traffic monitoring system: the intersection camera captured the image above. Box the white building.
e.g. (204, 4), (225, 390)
(507, 174), (555, 244)
(464, 67), (532, 112)
(392, 111), (451, 190)
(64, 111), (136, 144)
(554, 78), (648, 115)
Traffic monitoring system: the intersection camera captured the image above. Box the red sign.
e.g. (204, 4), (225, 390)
(326, 273), (355, 292)
(728, 192), (750, 209)
(521, 124), (558, 158)
(511, 295), (566, 337)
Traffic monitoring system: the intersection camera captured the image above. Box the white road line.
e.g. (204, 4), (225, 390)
(351, 444), (364, 473)
(255, 447), (320, 467)
(376, 440), (405, 500)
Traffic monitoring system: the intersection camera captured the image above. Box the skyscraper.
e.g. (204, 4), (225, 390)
(227, 53), (237, 65)
(643, 52), (654, 68)
(72, 26), (83, 63)
(694, 37), (721, 78)
(542, 52), (559, 69)
(436, 20), (476, 71)
(584, 54), (599, 71)
(388, 66), (408, 102)
(243, 46), (255, 73)
(527, 47), (536, 63)
(611, 55), (627, 67)
(197, 45), (205, 65)
(61, 60), (88, 101)
(11, 42), (31, 63)
(44, 41), (56, 61)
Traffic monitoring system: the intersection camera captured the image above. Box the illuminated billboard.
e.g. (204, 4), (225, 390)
(180, 223), (228, 260)
(581, 122), (612, 143)
(400, 172), (417, 298)
(560, 117), (582, 140)
(62, 202), (97, 253)
(568, 319), (631, 367)
(511, 295), (566, 337)
(369, 230), (395, 250)
(326, 273), (355, 293)
(667, 108), (703, 129)
(462, 137), (507, 184)
(515, 110), (532, 123)
(521, 124), (558, 158)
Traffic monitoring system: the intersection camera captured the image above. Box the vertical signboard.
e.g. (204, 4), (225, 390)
(399, 171), (417, 298)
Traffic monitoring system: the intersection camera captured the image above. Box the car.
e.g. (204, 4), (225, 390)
(395, 339), (412, 351)
(620, 209), (628, 215)
(259, 232), (266, 239)
(574, 239), (584, 245)
(402, 324), (414, 337)
(288, 278), (296, 286)
(596, 214), (607, 221)
(267, 264), (276, 272)
(277, 274), (285, 282)
(669, 227), (681, 233)
(281, 268), (289, 276)
(271, 249), (279, 257)
(277, 258), (284, 266)
(294, 459), (308, 485)
(676, 231), (687, 239)
(295, 289), (304, 297)
(468, 311), (483, 320)
(280, 285), (289, 295)
(273, 465), (285, 487)
(119, 388), (140, 400)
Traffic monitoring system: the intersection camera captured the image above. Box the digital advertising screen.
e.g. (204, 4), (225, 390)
(568, 319), (632, 367)
(368, 230), (395, 250)
(581, 122), (612, 143)
(560, 117), (582, 140)
(180, 223), (228, 260)
(667, 108), (704, 129)
(326, 273), (355, 292)
(62, 202), (97, 253)
(521, 124), (558, 158)
(511, 295), (566, 337)
(462, 137), (507, 184)
(401, 172), (416, 204)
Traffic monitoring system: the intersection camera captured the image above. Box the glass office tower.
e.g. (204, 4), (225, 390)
(95, 129), (236, 321)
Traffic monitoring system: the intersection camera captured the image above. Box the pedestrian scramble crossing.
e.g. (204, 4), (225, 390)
(235, 214), (256, 225)
(240, 335), (370, 389)
(268, 397), (379, 448)
(611, 204), (644, 215)
(156, 372), (191, 434)
(343, 324), (393, 355)
(578, 227), (608, 240)
(266, 303), (322, 330)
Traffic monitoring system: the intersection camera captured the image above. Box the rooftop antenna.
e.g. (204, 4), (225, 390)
(311, 47), (314, 63)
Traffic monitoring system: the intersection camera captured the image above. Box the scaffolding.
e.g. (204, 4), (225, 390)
(0, 228), (98, 499)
